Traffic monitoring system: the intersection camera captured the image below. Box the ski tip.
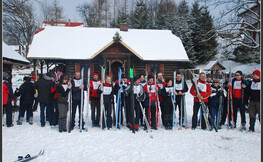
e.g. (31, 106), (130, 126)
(178, 128), (182, 130)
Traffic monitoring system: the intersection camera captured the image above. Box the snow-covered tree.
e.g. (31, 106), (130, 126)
(131, 0), (149, 29)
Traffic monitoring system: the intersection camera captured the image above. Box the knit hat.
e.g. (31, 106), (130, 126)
(148, 75), (154, 80)
(93, 73), (99, 77)
(133, 76), (140, 82)
(235, 70), (243, 76)
(3, 72), (9, 79)
(31, 75), (36, 79)
(57, 71), (63, 77)
(121, 73), (126, 78)
(213, 79), (220, 83)
(252, 70), (260, 77)
(206, 74), (212, 78)
(157, 73), (163, 77)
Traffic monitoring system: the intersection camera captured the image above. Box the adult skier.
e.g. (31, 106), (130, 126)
(3, 72), (17, 127)
(174, 72), (188, 127)
(228, 70), (249, 130)
(71, 71), (86, 130)
(143, 75), (160, 130)
(190, 72), (212, 130)
(161, 78), (174, 129)
(89, 73), (101, 127)
(128, 76), (145, 131)
(100, 75), (114, 129)
(56, 75), (72, 132)
(247, 70), (260, 132)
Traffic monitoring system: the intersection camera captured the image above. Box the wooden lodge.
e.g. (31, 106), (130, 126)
(27, 24), (190, 81)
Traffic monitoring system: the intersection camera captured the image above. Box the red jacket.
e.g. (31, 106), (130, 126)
(51, 83), (58, 99)
(143, 83), (160, 102)
(3, 82), (9, 105)
(89, 80), (101, 100)
(190, 79), (211, 103)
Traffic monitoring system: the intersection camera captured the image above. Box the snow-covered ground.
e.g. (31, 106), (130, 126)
(3, 76), (261, 162)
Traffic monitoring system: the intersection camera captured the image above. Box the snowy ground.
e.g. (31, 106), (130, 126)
(3, 79), (261, 162)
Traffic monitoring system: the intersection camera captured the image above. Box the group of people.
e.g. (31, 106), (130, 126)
(2, 69), (260, 133)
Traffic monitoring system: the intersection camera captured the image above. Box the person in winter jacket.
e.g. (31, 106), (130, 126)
(71, 71), (86, 130)
(127, 76), (145, 131)
(143, 75), (160, 130)
(15, 76), (35, 125)
(190, 72), (211, 130)
(50, 74), (59, 126)
(34, 72), (54, 127)
(209, 79), (226, 128)
(219, 74), (233, 127)
(247, 70), (260, 132)
(99, 75), (114, 129)
(56, 75), (72, 132)
(174, 72), (188, 126)
(156, 73), (166, 128)
(113, 73), (131, 127)
(3, 72), (16, 127)
(228, 70), (249, 131)
(89, 73), (101, 127)
(161, 78), (174, 129)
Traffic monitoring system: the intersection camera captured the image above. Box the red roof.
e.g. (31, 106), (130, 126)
(34, 21), (84, 35)
(43, 21), (84, 27)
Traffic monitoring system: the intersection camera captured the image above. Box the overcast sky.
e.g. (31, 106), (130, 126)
(33, 0), (227, 24)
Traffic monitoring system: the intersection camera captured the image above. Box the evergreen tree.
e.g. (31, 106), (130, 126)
(199, 7), (218, 63)
(189, 1), (203, 63)
(131, 0), (149, 29)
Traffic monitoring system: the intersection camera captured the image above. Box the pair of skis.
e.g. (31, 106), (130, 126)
(172, 72), (188, 130)
(115, 67), (122, 130)
(68, 67), (90, 133)
(189, 70), (217, 132)
(15, 150), (44, 162)
(100, 66), (107, 129)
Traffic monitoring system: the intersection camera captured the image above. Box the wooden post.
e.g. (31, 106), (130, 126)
(40, 60), (43, 75)
(127, 55), (130, 80)
(34, 60), (37, 81)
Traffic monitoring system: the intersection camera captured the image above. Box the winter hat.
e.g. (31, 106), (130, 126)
(60, 74), (65, 81)
(3, 72), (9, 79)
(57, 71), (63, 77)
(133, 76), (140, 82)
(206, 74), (212, 78)
(213, 79), (220, 83)
(235, 70), (243, 76)
(121, 73), (126, 78)
(31, 75), (36, 79)
(157, 73), (163, 77)
(93, 73), (99, 77)
(148, 75), (154, 80)
(46, 72), (53, 77)
(252, 70), (260, 77)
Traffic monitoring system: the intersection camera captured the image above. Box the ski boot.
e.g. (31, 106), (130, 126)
(17, 117), (23, 125)
(240, 124), (247, 132)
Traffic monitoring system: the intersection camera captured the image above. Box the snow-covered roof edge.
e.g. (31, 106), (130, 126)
(3, 42), (30, 64)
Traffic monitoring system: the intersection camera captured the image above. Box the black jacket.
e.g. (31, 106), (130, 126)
(57, 83), (71, 104)
(17, 81), (35, 103)
(35, 75), (53, 104)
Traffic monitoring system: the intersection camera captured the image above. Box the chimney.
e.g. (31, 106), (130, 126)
(120, 23), (128, 31)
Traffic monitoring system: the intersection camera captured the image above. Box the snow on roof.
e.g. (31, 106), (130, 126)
(3, 42), (30, 64)
(203, 60), (225, 70)
(27, 26), (189, 61)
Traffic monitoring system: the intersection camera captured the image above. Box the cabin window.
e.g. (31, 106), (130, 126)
(151, 64), (159, 73)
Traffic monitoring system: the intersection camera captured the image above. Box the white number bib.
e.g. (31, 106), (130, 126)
(233, 81), (241, 90)
(251, 81), (261, 90)
(147, 85), (156, 93)
(198, 82), (206, 92)
(103, 86), (112, 95)
(74, 79), (82, 87)
(158, 83), (163, 89)
(175, 83), (183, 91)
(134, 85), (141, 95)
(93, 81), (100, 89)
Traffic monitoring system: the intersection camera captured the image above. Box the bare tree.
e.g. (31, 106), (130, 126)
(3, 0), (39, 56)
(203, 0), (260, 49)
(50, 0), (65, 24)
